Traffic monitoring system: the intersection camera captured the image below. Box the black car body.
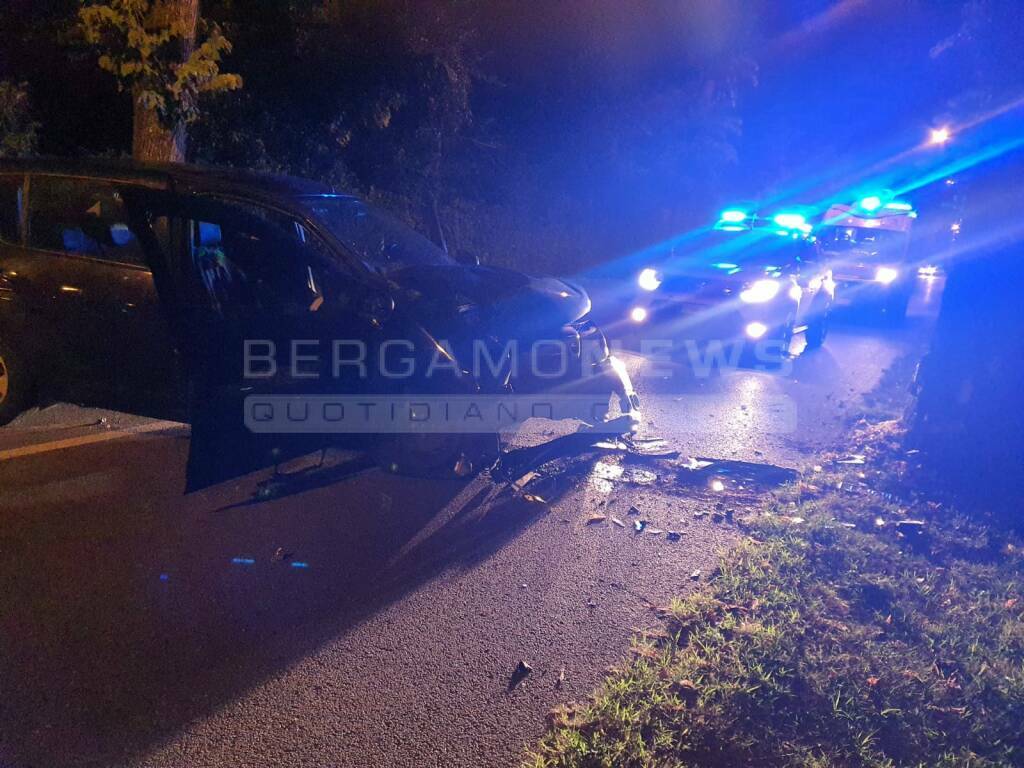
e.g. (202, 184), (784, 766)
(625, 226), (835, 360)
(0, 159), (639, 488)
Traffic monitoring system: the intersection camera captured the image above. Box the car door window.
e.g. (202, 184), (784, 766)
(0, 175), (24, 244)
(187, 202), (326, 320)
(27, 176), (146, 266)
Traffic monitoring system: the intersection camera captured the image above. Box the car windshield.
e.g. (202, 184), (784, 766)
(676, 229), (813, 267)
(298, 195), (454, 272)
(818, 225), (908, 255)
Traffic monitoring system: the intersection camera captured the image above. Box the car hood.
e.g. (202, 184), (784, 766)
(388, 264), (592, 337)
(658, 261), (787, 291)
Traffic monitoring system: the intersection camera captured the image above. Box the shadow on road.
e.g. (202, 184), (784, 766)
(0, 433), (592, 768)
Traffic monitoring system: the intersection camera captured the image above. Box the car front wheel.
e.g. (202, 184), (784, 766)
(0, 340), (33, 426)
(804, 311), (830, 349)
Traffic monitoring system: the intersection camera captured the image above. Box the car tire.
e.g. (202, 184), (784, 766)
(804, 311), (830, 350)
(766, 317), (795, 367)
(0, 339), (34, 426)
(371, 432), (501, 478)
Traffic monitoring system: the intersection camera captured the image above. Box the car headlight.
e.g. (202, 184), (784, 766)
(630, 306), (648, 323)
(637, 268), (662, 291)
(739, 279), (781, 303)
(874, 267), (899, 285)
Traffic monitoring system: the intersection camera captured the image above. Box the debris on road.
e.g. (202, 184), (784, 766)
(453, 453), (474, 477)
(646, 528), (664, 535)
(679, 457), (714, 471)
(272, 547), (292, 562)
(512, 471), (539, 491)
(896, 519), (926, 535)
(623, 437), (680, 461)
(621, 467), (658, 485)
(611, 517), (626, 528)
(690, 569), (701, 581)
(666, 531), (682, 542)
(508, 660), (533, 691)
(837, 454), (867, 465)
(627, 505), (641, 516)
(675, 457), (799, 490)
(586, 514), (607, 525)
(694, 510), (708, 519)
(556, 667), (566, 690)
(522, 494), (548, 506)
(634, 520), (648, 534)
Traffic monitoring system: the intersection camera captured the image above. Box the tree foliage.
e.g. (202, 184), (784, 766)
(0, 81), (38, 157)
(78, 0), (241, 130)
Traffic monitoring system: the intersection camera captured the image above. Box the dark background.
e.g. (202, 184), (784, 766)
(1, 0), (1021, 274)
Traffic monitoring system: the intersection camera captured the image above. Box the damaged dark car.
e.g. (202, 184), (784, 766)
(0, 159), (640, 489)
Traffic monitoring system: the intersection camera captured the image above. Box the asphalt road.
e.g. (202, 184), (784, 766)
(0, 278), (941, 768)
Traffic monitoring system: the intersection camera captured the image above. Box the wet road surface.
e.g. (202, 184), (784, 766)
(0, 279), (941, 767)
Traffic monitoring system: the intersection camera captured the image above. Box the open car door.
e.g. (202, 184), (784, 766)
(123, 188), (342, 492)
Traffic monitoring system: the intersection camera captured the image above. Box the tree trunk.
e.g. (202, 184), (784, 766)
(132, 88), (187, 163)
(132, 0), (200, 163)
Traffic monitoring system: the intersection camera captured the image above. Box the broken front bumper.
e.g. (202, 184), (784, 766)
(546, 353), (642, 430)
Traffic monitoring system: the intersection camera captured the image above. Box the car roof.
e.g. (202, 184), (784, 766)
(0, 157), (339, 199)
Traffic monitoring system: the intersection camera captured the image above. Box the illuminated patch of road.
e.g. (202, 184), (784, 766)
(0, 420), (186, 462)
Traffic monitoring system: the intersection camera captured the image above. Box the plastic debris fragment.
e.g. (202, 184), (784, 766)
(509, 660), (533, 691)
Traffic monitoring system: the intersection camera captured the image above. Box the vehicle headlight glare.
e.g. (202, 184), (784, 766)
(630, 306), (648, 323)
(875, 267), (899, 285)
(788, 284), (803, 302)
(739, 279), (781, 304)
(745, 322), (768, 339)
(638, 268), (662, 291)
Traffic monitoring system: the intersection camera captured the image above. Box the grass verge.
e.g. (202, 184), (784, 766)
(528, 419), (1024, 767)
